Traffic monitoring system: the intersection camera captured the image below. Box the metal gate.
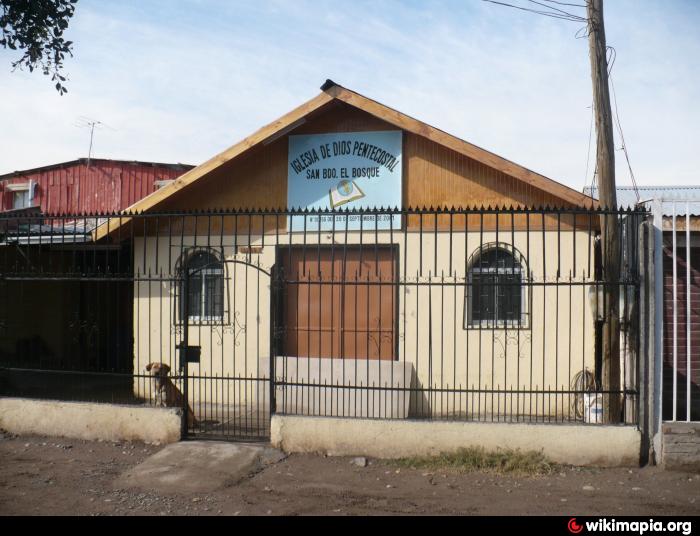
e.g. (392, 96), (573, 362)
(650, 200), (700, 424)
(178, 255), (275, 441)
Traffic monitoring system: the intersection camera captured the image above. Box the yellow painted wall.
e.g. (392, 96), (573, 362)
(132, 227), (597, 420)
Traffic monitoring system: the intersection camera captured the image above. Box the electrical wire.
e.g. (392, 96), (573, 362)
(481, 0), (587, 22)
(584, 102), (594, 190)
(527, 0), (585, 19)
(610, 74), (639, 202)
(606, 46), (639, 202)
(482, 0), (637, 201)
(542, 0), (587, 7)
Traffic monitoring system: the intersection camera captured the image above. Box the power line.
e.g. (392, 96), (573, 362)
(481, 0), (587, 22)
(483, 0), (637, 200)
(609, 77), (639, 201)
(606, 42), (616, 75)
(584, 102), (594, 188)
(527, 0), (586, 19)
(602, 45), (639, 201)
(541, 0), (587, 7)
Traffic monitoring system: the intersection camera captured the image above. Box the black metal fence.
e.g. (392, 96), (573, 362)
(0, 207), (648, 439)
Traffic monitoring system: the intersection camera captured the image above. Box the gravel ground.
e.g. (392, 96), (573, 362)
(0, 431), (698, 516)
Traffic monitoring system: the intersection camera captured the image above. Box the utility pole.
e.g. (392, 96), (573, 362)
(587, 0), (621, 423)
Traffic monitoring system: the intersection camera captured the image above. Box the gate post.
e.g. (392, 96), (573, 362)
(638, 215), (650, 464)
(269, 265), (279, 417)
(650, 200), (664, 461)
(180, 268), (190, 439)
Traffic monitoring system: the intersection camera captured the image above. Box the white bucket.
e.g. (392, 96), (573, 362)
(583, 393), (604, 424)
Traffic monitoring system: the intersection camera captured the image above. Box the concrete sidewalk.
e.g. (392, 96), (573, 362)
(116, 441), (286, 493)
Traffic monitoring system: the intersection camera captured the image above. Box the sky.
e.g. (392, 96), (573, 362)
(0, 0), (698, 192)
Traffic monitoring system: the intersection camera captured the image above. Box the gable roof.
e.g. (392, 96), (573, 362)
(95, 80), (595, 240)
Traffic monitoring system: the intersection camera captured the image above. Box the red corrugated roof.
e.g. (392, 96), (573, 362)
(0, 158), (194, 214)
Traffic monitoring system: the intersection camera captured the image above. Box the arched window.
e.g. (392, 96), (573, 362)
(466, 245), (526, 328)
(179, 249), (224, 323)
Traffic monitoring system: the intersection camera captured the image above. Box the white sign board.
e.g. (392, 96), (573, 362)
(287, 131), (402, 230)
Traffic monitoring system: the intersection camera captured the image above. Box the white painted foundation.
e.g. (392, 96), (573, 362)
(0, 398), (182, 444)
(271, 415), (641, 467)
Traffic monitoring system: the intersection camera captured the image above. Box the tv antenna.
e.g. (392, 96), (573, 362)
(74, 116), (115, 166)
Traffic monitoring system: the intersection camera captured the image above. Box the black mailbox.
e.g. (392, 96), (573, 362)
(177, 343), (201, 368)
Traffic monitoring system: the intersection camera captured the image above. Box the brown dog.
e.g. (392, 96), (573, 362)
(145, 362), (196, 427)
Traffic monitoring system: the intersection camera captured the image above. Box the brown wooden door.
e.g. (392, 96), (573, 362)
(280, 245), (397, 360)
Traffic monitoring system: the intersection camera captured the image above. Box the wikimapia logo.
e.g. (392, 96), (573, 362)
(569, 519), (584, 534)
(567, 518), (693, 535)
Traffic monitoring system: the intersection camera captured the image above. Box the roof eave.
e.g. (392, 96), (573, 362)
(95, 81), (598, 240)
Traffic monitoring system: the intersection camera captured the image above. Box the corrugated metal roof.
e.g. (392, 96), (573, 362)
(0, 158), (194, 181)
(0, 222), (94, 245)
(0, 211), (105, 246)
(583, 185), (700, 216)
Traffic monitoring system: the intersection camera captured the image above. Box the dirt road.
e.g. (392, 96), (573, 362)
(0, 432), (697, 516)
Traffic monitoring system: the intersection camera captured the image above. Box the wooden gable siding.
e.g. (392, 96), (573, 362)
(157, 103), (394, 214)
(154, 103), (585, 234)
(403, 131), (583, 231)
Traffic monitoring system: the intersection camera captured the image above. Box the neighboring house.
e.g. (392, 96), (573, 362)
(586, 185), (700, 468)
(0, 158), (193, 381)
(0, 158), (193, 214)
